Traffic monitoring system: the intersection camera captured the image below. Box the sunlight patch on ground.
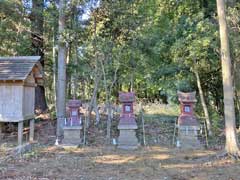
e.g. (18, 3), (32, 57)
(41, 146), (89, 154)
(162, 163), (198, 169)
(145, 146), (171, 152)
(94, 154), (138, 164)
(190, 150), (217, 157)
(172, 149), (217, 159)
(150, 153), (171, 160)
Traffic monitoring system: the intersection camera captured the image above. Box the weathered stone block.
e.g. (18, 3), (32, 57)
(118, 129), (138, 150)
(62, 126), (82, 145)
(178, 126), (202, 149)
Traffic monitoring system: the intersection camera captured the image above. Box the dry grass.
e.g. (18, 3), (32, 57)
(142, 104), (179, 116)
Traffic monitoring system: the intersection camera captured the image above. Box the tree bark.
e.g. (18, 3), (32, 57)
(31, 0), (48, 113)
(87, 15), (101, 125)
(100, 57), (111, 143)
(56, 0), (67, 138)
(100, 54), (119, 144)
(52, 27), (57, 109)
(88, 69), (101, 125)
(194, 70), (212, 135)
(216, 0), (240, 156)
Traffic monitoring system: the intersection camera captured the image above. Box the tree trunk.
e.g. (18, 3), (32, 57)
(73, 4), (79, 99)
(87, 14), (101, 125)
(100, 54), (119, 144)
(216, 0), (240, 156)
(130, 71), (134, 92)
(56, 0), (67, 139)
(100, 57), (111, 143)
(72, 46), (78, 99)
(31, 0), (48, 113)
(194, 70), (212, 135)
(88, 70), (101, 125)
(52, 27), (57, 109)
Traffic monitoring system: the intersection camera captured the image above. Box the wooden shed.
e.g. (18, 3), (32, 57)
(0, 56), (43, 146)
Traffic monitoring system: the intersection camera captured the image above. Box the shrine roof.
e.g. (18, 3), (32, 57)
(177, 91), (197, 103)
(67, 99), (82, 107)
(119, 92), (135, 102)
(0, 56), (41, 81)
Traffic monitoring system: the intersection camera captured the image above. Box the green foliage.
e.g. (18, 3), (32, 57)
(1, 0), (240, 128)
(0, 1), (32, 55)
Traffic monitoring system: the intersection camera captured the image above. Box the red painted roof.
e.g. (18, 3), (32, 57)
(119, 92), (135, 102)
(177, 91), (197, 103)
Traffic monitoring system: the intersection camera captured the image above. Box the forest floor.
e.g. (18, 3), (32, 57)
(0, 104), (239, 180)
(1, 145), (240, 180)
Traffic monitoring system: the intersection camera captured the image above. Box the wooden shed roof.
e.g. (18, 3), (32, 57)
(0, 56), (41, 81)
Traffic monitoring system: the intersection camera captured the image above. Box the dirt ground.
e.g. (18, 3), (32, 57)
(0, 107), (238, 180)
(0, 144), (240, 180)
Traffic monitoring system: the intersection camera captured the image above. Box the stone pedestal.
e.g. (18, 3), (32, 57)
(62, 126), (82, 145)
(178, 126), (201, 149)
(117, 92), (138, 150)
(177, 91), (202, 149)
(118, 124), (138, 150)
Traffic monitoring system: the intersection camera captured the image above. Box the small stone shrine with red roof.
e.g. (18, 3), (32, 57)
(117, 92), (138, 149)
(177, 91), (201, 149)
(62, 99), (83, 145)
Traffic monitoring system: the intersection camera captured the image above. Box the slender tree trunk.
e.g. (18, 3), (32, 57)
(73, 3), (79, 99)
(31, 0), (48, 113)
(130, 72), (134, 92)
(82, 78), (86, 100)
(216, 0), (240, 156)
(100, 57), (111, 143)
(194, 70), (212, 135)
(100, 55), (119, 144)
(87, 15), (101, 125)
(52, 27), (57, 109)
(56, 0), (67, 139)
(88, 71), (101, 125)
(72, 44), (78, 99)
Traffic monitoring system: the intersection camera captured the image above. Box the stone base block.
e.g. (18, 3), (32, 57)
(178, 126), (202, 149)
(179, 136), (202, 149)
(62, 126), (82, 145)
(118, 129), (138, 150)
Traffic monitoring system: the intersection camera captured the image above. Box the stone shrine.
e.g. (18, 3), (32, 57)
(177, 91), (201, 149)
(118, 92), (138, 149)
(62, 99), (83, 145)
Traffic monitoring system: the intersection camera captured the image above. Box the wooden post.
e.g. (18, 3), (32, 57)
(0, 123), (3, 138)
(18, 121), (23, 145)
(29, 119), (35, 142)
(172, 117), (178, 146)
(141, 106), (146, 146)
